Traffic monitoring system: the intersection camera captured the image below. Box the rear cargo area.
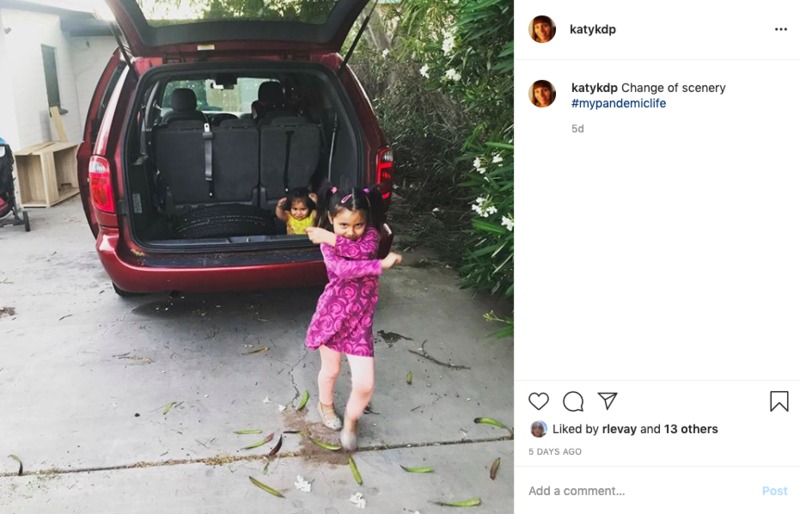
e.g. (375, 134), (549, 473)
(122, 63), (363, 251)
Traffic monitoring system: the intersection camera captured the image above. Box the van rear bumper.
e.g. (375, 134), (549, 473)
(95, 223), (393, 293)
(96, 228), (327, 293)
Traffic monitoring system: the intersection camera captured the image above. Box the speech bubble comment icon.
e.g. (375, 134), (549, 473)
(529, 392), (549, 410)
(563, 391), (584, 412)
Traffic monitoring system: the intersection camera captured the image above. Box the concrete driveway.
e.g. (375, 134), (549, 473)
(0, 197), (513, 513)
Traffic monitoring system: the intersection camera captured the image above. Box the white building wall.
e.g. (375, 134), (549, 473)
(0, 10), (22, 149)
(2, 8), (83, 148)
(69, 36), (117, 130)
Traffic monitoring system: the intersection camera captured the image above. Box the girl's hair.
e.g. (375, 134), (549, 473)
(281, 187), (316, 213)
(316, 182), (385, 229)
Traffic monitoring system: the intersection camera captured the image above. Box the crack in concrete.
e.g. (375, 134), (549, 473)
(410, 393), (444, 413)
(408, 340), (470, 370)
(0, 436), (512, 479)
(287, 351), (306, 406)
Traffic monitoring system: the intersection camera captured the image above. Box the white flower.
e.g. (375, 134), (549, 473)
(473, 157), (486, 174)
(501, 215), (514, 231)
(382, 48), (389, 58)
(278, 404), (286, 412)
(442, 35), (455, 55)
(471, 197), (497, 218)
(294, 475), (312, 493)
(444, 68), (461, 82)
(349, 492), (367, 509)
(432, 208), (440, 213)
(419, 65), (429, 78)
(263, 395), (271, 404)
(492, 153), (503, 164)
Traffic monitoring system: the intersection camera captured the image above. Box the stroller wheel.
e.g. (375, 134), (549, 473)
(23, 211), (30, 232)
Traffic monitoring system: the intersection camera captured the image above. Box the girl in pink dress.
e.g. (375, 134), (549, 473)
(305, 186), (402, 450)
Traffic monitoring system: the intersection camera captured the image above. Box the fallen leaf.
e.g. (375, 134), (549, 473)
(349, 456), (363, 485)
(243, 346), (269, 355)
(406, 371), (413, 385)
(296, 390), (309, 411)
(473, 417), (513, 435)
(490, 457), (500, 480)
(163, 401), (177, 415)
(248, 476), (284, 498)
(8, 455), (22, 476)
(400, 465), (433, 473)
(431, 497), (482, 507)
(267, 434), (283, 457)
(308, 435), (342, 451)
(242, 433), (275, 450)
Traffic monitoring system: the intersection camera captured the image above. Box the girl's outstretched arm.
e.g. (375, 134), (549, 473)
(322, 246), (383, 280)
(333, 227), (379, 259)
(306, 227), (379, 260)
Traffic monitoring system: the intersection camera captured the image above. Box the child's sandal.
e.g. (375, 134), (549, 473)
(317, 401), (343, 431)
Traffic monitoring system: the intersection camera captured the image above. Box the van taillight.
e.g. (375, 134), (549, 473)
(88, 156), (115, 213)
(376, 147), (394, 200)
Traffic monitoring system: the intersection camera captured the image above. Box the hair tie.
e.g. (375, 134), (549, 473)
(330, 186), (337, 194)
(363, 188), (370, 194)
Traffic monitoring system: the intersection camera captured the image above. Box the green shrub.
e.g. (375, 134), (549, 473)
(349, 0), (513, 335)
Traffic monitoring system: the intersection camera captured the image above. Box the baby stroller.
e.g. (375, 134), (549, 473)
(0, 138), (31, 232)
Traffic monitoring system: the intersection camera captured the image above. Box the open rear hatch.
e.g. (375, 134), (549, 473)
(105, 0), (371, 57)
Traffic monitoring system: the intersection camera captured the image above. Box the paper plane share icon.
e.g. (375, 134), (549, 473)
(598, 392), (618, 410)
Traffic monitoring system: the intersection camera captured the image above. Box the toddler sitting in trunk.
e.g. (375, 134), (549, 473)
(276, 188), (318, 235)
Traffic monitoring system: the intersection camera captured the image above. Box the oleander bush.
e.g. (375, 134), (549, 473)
(349, 0), (513, 336)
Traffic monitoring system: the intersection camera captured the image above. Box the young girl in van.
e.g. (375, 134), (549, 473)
(275, 188), (317, 235)
(305, 186), (402, 450)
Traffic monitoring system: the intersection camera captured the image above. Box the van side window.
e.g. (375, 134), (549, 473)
(92, 64), (125, 143)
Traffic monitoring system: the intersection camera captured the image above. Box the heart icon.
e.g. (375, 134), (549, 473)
(528, 392), (549, 410)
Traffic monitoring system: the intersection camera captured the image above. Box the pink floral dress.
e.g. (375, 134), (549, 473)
(306, 227), (383, 357)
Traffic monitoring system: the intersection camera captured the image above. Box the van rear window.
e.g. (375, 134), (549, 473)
(137, 0), (338, 26)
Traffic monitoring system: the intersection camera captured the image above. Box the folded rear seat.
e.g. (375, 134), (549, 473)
(211, 119), (259, 204)
(154, 120), (208, 210)
(154, 119), (260, 212)
(259, 117), (322, 205)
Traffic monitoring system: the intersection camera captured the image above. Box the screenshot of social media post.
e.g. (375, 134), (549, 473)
(515, 2), (799, 511)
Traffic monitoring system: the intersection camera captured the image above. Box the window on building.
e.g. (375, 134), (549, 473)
(41, 45), (61, 108)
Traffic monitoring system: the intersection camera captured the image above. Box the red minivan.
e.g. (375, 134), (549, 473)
(78, 0), (394, 296)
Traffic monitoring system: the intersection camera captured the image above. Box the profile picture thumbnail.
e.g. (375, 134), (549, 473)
(531, 420), (547, 438)
(529, 80), (556, 108)
(529, 15), (555, 43)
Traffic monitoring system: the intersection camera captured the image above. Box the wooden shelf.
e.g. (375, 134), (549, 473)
(15, 141), (81, 208)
